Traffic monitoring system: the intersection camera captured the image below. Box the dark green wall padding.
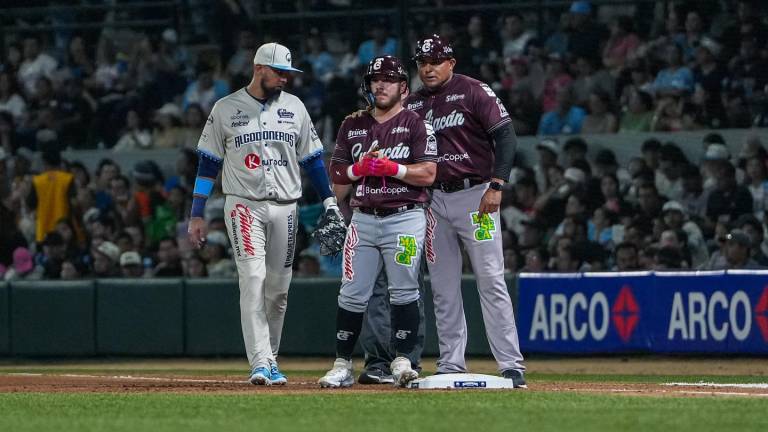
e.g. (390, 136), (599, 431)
(2, 276), (518, 357)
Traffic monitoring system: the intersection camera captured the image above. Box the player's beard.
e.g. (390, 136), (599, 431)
(374, 92), (402, 111)
(261, 80), (282, 100)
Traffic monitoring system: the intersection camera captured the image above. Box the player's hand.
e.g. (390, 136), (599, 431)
(188, 217), (208, 249)
(369, 157), (400, 177)
(478, 188), (502, 217)
(351, 152), (378, 177)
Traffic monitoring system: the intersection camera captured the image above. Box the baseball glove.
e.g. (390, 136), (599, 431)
(313, 208), (347, 256)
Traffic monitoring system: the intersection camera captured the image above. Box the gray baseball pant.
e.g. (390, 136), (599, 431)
(425, 183), (525, 373)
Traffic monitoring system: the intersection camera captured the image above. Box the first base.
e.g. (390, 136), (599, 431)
(407, 373), (517, 389)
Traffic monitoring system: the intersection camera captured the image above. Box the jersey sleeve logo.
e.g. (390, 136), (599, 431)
(479, 83), (496, 97)
(424, 121), (437, 156)
(495, 97), (509, 118)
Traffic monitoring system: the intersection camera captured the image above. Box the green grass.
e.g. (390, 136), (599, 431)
(0, 392), (766, 432)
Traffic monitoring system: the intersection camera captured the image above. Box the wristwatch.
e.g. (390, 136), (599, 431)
(488, 181), (503, 191)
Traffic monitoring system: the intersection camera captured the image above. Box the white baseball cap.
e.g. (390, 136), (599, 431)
(253, 42), (303, 73)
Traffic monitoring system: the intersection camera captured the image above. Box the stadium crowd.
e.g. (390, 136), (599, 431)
(1, 0), (768, 279)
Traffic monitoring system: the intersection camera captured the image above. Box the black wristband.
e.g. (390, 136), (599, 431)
(489, 181), (503, 191)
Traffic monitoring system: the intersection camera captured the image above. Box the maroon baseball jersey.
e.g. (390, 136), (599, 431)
(331, 109), (438, 209)
(405, 74), (511, 183)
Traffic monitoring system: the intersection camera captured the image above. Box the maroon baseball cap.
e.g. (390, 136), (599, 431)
(413, 34), (454, 62)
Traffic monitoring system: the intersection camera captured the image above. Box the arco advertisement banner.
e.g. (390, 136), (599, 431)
(518, 271), (768, 354)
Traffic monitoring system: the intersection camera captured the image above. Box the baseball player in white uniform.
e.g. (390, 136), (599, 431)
(188, 42), (338, 386)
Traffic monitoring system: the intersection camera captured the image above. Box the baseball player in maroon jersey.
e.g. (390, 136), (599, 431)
(405, 35), (527, 387)
(318, 55), (438, 388)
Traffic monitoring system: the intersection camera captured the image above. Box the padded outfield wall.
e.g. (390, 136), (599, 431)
(0, 276), (514, 357)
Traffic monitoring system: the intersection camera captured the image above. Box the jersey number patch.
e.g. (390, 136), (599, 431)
(470, 212), (496, 242)
(395, 234), (418, 267)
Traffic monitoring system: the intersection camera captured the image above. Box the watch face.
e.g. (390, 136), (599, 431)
(490, 181), (502, 191)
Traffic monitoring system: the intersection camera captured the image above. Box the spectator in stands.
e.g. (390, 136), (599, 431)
(636, 182), (665, 220)
(3, 247), (42, 281)
(507, 87), (541, 136)
(29, 150), (75, 244)
(581, 90), (618, 134)
(182, 63), (229, 114)
(295, 249), (322, 277)
(180, 104), (206, 149)
(152, 103), (185, 149)
(226, 29), (257, 88)
(304, 29), (337, 84)
(64, 36), (95, 81)
(545, 12), (570, 58)
(201, 229), (235, 278)
(538, 85), (585, 135)
(613, 242), (639, 271)
(17, 35), (58, 98)
(454, 15), (498, 79)
(533, 138), (559, 192)
(662, 200), (709, 268)
(500, 13), (535, 60)
(113, 110), (153, 151)
(540, 53), (572, 113)
(722, 229), (763, 269)
(88, 37), (126, 96)
(119, 251), (144, 278)
(653, 246), (685, 270)
(653, 44), (694, 96)
(501, 176), (537, 237)
(735, 214), (768, 267)
(522, 248), (548, 272)
(60, 259), (86, 280)
(357, 20), (397, 67)
(656, 142), (687, 201)
(0, 71), (27, 124)
(724, 34), (768, 100)
(679, 10), (713, 63)
(91, 240), (120, 277)
(566, 1), (607, 62)
(153, 237), (183, 277)
(563, 137), (588, 168)
(572, 56), (614, 108)
(721, 0), (767, 60)
(602, 15), (639, 75)
(707, 162), (753, 228)
(744, 155), (768, 219)
(183, 251), (207, 278)
(619, 89), (654, 132)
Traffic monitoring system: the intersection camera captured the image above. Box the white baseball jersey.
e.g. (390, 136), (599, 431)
(197, 88), (323, 201)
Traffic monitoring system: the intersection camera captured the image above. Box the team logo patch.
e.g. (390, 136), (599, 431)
(395, 234), (418, 267)
(206, 115), (213, 125)
(425, 209), (437, 264)
(244, 153), (261, 169)
(394, 330), (412, 340)
(277, 108), (294, 119)
(470, 212), (496, 242)
(496, 97), (509, 118)
(336, 330), (353, 341)
(342, 224), (359, 282)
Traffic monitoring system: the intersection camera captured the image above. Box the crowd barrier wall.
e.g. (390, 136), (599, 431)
(518, 271), (768, 354)
(0, 276), (517, 357)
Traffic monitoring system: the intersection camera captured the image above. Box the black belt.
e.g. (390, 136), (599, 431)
(434, 177), (487, 193)
(357, 203), (422, 217)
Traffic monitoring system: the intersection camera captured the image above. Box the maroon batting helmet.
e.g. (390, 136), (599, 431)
(363, 55), (408, 93)
(413, 34), (454, 62)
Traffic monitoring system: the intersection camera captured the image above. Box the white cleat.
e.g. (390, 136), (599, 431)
(318, 358), (354, 388)
(391, 356), (419, 388)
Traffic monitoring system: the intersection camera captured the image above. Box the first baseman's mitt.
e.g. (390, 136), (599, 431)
(313, 208), (347, 256)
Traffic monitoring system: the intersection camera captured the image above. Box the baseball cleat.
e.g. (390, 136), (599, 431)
(358, 368), (395, 385)
(249, 367), (272, 386)
(391, 356), (419, 388)
(269, 363), (288, 385)
(318, 358), (354, 388)
(501, 369), (528, 389)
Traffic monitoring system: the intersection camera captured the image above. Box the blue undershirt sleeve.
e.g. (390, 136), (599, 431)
(299, 152), (333, 201)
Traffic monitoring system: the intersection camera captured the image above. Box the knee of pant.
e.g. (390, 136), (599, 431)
(338, 293), (367, 313)
(389, 288), (420, 306)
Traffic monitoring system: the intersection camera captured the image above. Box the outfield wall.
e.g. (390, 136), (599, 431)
(518, 271), (768, 354)
(0, 276), (514, 357)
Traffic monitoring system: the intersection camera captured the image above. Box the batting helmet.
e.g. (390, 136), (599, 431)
(413, 34), (454, 62)
(363, 55), (408, 94)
